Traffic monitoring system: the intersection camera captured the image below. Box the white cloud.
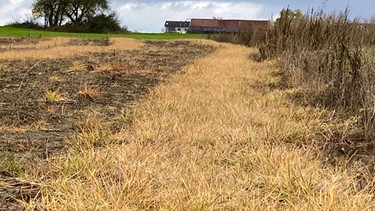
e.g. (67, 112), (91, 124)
(1, 0), (374, 31)
(117, 1), (265, 32)
(0, 0), (267, 32)
(0, 0), (33, 25)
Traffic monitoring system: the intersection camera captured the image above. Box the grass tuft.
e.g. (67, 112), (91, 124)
(44, 90), (65, 103)
(77, 83), (100, 99)
(67, 62), (86, 72)
(0, 155), (27, 176)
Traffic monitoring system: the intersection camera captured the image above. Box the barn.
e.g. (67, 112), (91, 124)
(164, 21), (190, 34)
(187, 18), (270, 34)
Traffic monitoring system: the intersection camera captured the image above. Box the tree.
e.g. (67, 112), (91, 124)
(32, 0), (110, 27)
(63, 0), (110, 25)
(32, 0), (66, 27)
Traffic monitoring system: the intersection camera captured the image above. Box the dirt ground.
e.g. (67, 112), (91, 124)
(0, 37), (214, 209)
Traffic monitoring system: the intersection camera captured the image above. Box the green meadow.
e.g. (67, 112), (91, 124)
(0, 26), (205, 39)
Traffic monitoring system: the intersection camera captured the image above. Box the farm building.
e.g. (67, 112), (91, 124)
(164, 21), (190, 34)
(187, 18), (270, 33)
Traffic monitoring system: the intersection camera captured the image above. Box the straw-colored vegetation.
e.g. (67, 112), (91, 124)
(77, 83), (101, 100)
(67, 61), (87, 72)
(0, 37), (143, 59)
(44, 90), (65, 103)
(14, 40), (374, 210)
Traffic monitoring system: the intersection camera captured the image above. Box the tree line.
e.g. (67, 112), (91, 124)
(10, 0), (128, 33)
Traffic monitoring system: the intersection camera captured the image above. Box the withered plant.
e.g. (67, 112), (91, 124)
(259, 8), (375, 140)
(77, 83), (100, 99)
(208, 23), (268, 47)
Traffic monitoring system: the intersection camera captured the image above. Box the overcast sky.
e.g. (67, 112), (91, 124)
(0, 0), (374, 32)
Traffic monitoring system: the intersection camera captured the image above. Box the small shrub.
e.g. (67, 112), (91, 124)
(87, 12), (127, 33)
(6, 20), (43, 29)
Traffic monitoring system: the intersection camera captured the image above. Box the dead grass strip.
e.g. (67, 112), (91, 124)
(26, 40), (375, 210)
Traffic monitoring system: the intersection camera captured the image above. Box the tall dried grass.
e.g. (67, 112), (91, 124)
(21, 41), (375, 210)
(260, 8), (375, 140)
(208, 24), (268, 47)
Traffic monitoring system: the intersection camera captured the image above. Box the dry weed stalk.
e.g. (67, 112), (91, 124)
(259, 8), (375, 140)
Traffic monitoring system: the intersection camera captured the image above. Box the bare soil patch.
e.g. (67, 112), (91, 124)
(0, 37), (45, 53)
(0, 39), (213, 208)
(0, 37), (42, 45)
(0, 37), (144, 59)
(0, 40), (213, 159)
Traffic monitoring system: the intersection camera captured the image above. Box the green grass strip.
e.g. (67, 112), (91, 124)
(0, 26), (206, 39)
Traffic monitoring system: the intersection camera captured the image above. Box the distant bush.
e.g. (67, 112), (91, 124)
(8, 12), (129, 34)
(7, 20), (43, 29)
(87, 12), (128, 34)
(259, 8), (375, 140)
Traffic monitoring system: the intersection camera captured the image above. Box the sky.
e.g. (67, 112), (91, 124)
(0, 0), (374, 32)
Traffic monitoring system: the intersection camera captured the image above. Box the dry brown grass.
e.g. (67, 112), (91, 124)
(0, 37), (143, 59)
(95, 62), (152, 74)
(48, 75), (63, 82)
(21, 41), (375, 210)
(0, 120), (51, 133)
(95, 63), (124, 72)
(77, 83), (100, 99)
(0, 126), (28, 133)
(259, 9), (375, 140)
(67, 61), (86, 72)
(72, 113), (114, 150)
